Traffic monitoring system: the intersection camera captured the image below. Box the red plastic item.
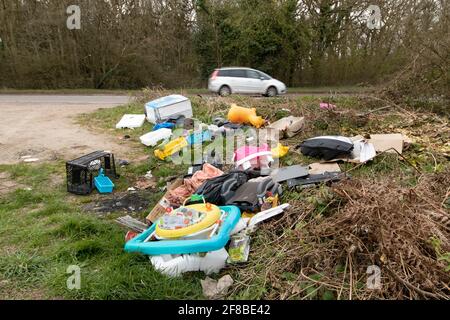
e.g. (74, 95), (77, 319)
(125, 231), (138, 242)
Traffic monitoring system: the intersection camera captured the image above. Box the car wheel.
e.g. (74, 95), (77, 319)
(266, 86), (278, 97)
(219, 85), (231, 97)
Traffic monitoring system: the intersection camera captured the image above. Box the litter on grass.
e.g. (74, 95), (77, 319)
(115, 114), (146, 129)
(88, 94), (448, 299)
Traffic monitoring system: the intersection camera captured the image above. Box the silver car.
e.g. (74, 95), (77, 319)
(208, 67), (287, 97)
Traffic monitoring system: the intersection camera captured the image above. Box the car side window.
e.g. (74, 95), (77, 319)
(218, 70), (230, 77)
(247, 70), (260, 79)
(259, 72), (271, 80)
(229, 69), (246, 78)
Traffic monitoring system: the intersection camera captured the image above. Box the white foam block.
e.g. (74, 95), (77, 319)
(116, 114), (146, 129)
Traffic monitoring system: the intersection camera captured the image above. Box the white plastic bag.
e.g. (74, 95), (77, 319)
(150, 248), (229, 277)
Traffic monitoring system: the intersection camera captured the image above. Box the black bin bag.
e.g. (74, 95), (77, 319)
(194, 170), (255, 205)
(298, 136), (354, 161)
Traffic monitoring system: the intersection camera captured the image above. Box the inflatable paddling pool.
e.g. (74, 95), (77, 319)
(124, 205), (241, 255)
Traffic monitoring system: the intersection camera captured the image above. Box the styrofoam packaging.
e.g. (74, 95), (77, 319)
(145, 95), (193, 124)
(140, 128), (172, 147)
(116, 114), (146, 129)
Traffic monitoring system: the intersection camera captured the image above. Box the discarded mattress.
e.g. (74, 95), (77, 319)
(124, 205), (241, 255)
(298, 136), (354, 161)
(116, 114), (146, 129)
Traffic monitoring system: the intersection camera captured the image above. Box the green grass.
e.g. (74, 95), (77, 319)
(1, 93), (448, 300)
(0, 162), (203, 299)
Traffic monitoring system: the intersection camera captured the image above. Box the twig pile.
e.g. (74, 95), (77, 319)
(231, 171), (450, 300)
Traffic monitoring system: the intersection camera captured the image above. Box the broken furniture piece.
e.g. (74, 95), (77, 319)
(66, 151), (117, 195)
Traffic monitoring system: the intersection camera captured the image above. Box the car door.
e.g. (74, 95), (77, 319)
(228, 69), (247, 93)
(245, 70), (265, 94)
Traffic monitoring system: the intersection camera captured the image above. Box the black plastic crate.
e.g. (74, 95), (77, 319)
(66, 151), (118, 195)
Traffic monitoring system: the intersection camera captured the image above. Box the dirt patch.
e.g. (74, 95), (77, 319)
(82, 190), (156, 215)
(0, 282), (48, 300)
(0, 100), (132, 165)
(0, 171), (27, 196)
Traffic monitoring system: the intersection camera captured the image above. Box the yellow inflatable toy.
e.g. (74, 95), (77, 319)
(154, 136), (188, 161)
(155, 203), (221, 239)
(227, 104), (265, 128)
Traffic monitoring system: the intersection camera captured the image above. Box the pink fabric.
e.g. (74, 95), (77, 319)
(167, 163), (224, 206)
(234, 144), (269, 162)
(320, 102), (337, 110)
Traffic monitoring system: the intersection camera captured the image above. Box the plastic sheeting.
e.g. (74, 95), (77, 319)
(150, 248), (229, 277)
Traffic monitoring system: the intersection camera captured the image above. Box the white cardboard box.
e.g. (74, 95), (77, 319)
(145, 95), (193, 124)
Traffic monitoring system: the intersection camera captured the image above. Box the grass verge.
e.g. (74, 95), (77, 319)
(0, 92), (448, 299)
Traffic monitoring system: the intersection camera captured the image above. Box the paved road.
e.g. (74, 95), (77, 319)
(0, 94), (133, 165)
(0, 94), (132, 106)
(0, 91), (361, 106)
